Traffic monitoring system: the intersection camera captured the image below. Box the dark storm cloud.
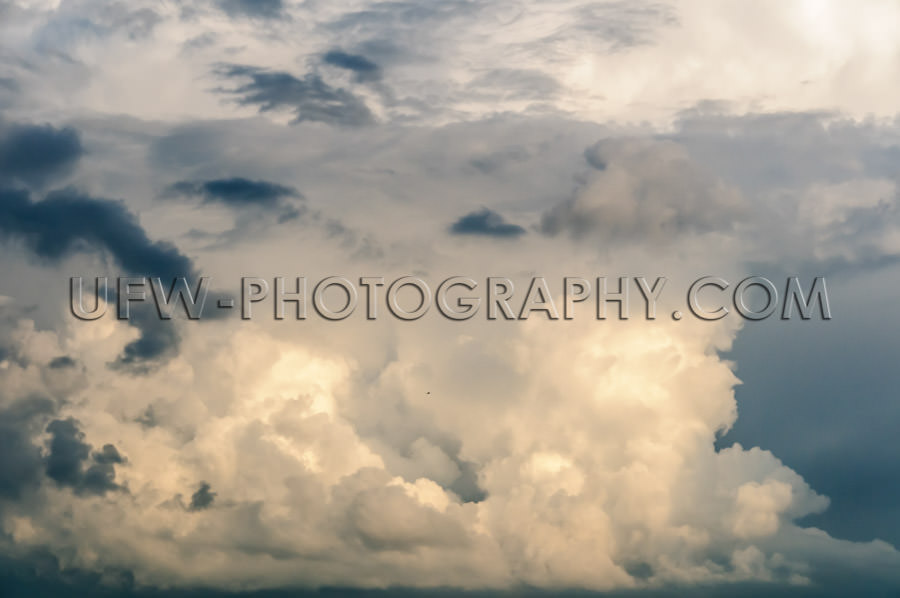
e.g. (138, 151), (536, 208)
(188, 482), (216, 511)
(0, 121), (83, 186)
(450, 208), (526, 238)
(44, 418), (90, 488)
(215, 64), (375, 127)
(0, 187), (205, 367)
(45, 418), (125, 496)
(0, 397), (56, 500)
(167, 177), (300, 208)
(112, 304), (183, 369)
(323, 50), (382, 82)
(0, 187), (194, 277)
(219, 0), (284, 19)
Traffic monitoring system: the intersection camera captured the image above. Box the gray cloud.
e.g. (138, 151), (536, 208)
(0, 121), (83, 187)
(323, 50), (382, 82)
(669, 110), (897, 192)
(218, 0), (284, 19)
(166, 177), (301, 214)
(44, 418), (125, 496)
(47, 355), (77, 369)
(0, 397), (55, 500)
(188, 481), (217, 512)
(215, 64), (375, 127)
(466, 68), (561, 103)
(541, 138), (746, 243)
(450, 208), (526, 238)
(325, 1), (482, 39)
(0, 186), (199, 368)
(0, 187), (194, 278)
(662, 110), (900, 267)
(569, 1), (678, 51)
(166, 176), (308, 242)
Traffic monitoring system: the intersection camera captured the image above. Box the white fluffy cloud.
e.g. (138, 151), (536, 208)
(0, 294), (866, 591)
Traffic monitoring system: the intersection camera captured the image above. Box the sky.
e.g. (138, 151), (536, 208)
(1, 0), (900, 596)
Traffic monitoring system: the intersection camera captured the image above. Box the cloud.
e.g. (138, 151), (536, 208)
(568, 1), (678, 51)
(466, 69), (561, 103)
(167, 177), (301, 209)
(348, 483), (469, 551)
(215, 64), (375, 127)
(2, 306), (888, 592)
(219, 0), (284, 19)
(0, 263), (898, 595)
(45, 418), (125, 496)
(47, 355), (77, 369)
(165, 176), (307, 240)
(0, 121), (83, 187)
(323, 50), (382, 82)
(3, 2), (900, 595)
(188, 481), (216, 511)
(661, 111), (900, 267)
(0, 187), (194, 278)
(0, 377), (124, 502)
(0, 397), (55, 500)
(0, 186), (197, 368)
(450, 208), (526, 238)
(2, 108), (897, 594)
(541, 139), (745, 244)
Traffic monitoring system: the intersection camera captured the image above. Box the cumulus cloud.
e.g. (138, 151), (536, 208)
(2, 105), (898, 593)
(0, 299), (893, 593)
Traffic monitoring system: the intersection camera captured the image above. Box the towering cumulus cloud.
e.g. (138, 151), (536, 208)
(1, 1), (900, 597)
